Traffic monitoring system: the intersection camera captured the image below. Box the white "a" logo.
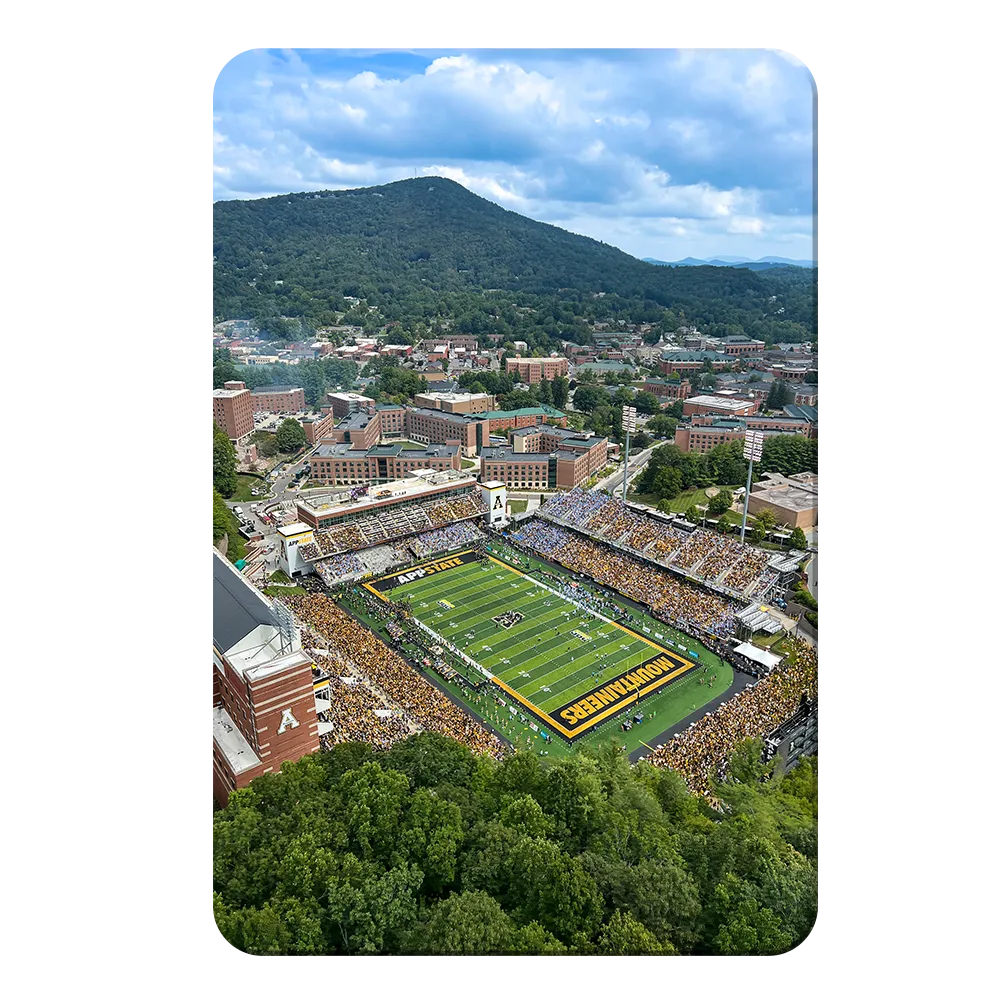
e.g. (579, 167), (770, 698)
(277, 708), (300, 734)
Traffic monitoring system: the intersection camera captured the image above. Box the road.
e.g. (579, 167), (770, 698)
(595, 446), (656, 498)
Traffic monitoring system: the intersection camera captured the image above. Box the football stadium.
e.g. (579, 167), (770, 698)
(365, 550), (706, 740)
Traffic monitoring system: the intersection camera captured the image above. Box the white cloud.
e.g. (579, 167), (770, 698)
(213, 49), (815, 258)
(728, 215), (765, 234)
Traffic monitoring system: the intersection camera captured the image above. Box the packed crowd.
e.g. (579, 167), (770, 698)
(358, 544), (410, 577)
(508, 520), (739, 635)
(408, 521), (483, 559)
(314, 552), (364, 587)
(538, 488), (778, 599)
(305, 492), (487, 558)
(284, 593), (507, 759)
(316, 676), (414, 751)
(644, 639), (818, 798)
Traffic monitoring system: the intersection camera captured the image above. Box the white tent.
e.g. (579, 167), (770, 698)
(733, 642), (783, 670)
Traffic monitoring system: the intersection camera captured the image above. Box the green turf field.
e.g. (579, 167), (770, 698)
(370, 552), (719, 741)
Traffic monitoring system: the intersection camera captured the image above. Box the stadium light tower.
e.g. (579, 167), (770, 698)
(740, 429), (764, 542)
(621, 405), (637, 502)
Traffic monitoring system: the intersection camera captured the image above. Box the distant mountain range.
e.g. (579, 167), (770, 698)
(642, 256), (816, 270)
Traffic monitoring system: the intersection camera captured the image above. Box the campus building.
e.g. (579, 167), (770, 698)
(213, 552), (320, 807)
(659, 351), (730, 376)
(721, 334), (767, 356)
(412, 391), (496, 414)
(505, 355), (569, 383)
(249, 385), (306, 413)
(481, 428), (607, 490)
(326, 392), (375, 418)
(682, 395), (758, 418)
(309, 441), (461, 484)
(642, 378), (692, 401)
(747, 472), (819, 529)
(214, 382), (255, 446)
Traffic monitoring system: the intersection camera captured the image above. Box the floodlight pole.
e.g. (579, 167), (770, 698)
(739, 457), (754, 542)
(622, 427), (631, 501)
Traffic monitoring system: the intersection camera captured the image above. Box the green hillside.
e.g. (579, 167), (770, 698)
(213, 177), (816, 345)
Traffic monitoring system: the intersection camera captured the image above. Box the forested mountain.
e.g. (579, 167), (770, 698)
(213, 178), (816, 345)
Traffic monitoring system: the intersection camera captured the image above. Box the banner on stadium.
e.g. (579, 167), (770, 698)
(366, 549), (479, 592)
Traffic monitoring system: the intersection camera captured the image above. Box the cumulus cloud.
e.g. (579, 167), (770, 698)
(214, 48), (815, 260)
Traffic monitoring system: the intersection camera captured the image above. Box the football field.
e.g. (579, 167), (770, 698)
(365, 550), (699, 739)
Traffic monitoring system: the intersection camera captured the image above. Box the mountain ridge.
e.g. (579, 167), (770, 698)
(213, 176), (816, 343)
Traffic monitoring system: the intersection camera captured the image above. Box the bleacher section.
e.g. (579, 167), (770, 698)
(408, 522), (484, 559)
(310, 492), (487, 557)
(538, 488), (778, 601)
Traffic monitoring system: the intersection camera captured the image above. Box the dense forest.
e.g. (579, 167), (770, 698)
(214, 733), (817, 956)
(213, 178), (816, 346)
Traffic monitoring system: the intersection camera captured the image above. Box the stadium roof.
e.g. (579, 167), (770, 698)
(213, 551), (272, 653)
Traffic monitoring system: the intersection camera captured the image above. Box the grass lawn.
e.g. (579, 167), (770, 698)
(231, 475), (270, 503)
(264, 584), (306, 597)
(461, 459), (477, 470)
(508, 499), (529, 514)
(359, 552), (732, 754)
(269, 569), (292, 583)
(401, 440), (428, 451)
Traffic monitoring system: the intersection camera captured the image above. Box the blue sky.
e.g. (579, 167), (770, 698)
(214, 49), (815, 262)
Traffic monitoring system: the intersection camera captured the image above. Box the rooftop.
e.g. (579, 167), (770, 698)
(213, 707), (262, 775)
(297, 469), (477, 515)
(250, 384), (299, 394)
(783, 404), (818, 422)
(687, 395), (756, 411)
(212, 551), (272, 654)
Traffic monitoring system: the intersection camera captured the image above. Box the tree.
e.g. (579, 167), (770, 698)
(707, 488), (734, 517)
(790, 526), (808, 549)
(750, 522), (766, 544)
(651, 466), (684, 501)
(213, 487), (235, 544)
(760, 434), (817, 476)
(213, 423), (238, 497)
(666, 400), (685, 419)
(498, 388), (537, 410)
(630, 431), (652, 451)
(597, 910), (674, 955)
(275, 418), (306, 453)
(550, 375), (570, 409)
(577, 368), (598, 384)
(572, 385), (611, 413)
(646, 414), (678, 439)
(713, 899), (793, 956)
(633, 390), (661, 415)
(755, 509), (777, 533)
(418, 891), (515, 955)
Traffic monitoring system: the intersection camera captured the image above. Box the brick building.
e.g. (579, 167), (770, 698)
(721, 335), (767, 356)
(674, 420), (747, 454)
(326, 392), (375, 418)
(412, 391), (497, 414)
(659, 351), (730, 376)
(300, 409), (335, 445)
(481, 427), (607, 490)
(682, 395), (758, 418)
(505, 355), (569, 383)
(213, 552), (320, 807)
(310, 441), (461, 484)
(249, 385), (306, 413)
(642, 378), (692, 401)
(213, 382), (254, 446)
